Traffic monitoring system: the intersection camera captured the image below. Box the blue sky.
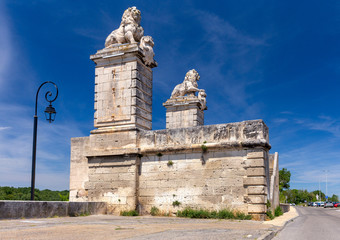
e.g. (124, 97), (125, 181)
(0, 1), (339, 197)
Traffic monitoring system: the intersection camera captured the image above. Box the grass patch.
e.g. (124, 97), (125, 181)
(120, 210), (139, 216)
(176, 208), (252, 220)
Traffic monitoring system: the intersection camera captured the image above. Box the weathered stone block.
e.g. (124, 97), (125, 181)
(243, 176), (266, 186)
(247, 195), (266, 204)
(246, 167), (266, 176)
(247, 204), (266, 213)
(244, 158), (265, 167)
(247, 151), (265, 159)
(247, 186), (266, 195)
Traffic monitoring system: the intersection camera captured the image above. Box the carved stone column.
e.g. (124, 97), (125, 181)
(90, 43), (155, 133)
(163, 97), (204, 129)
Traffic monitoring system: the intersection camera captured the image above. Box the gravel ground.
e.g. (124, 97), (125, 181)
(0, 209), (298, 240)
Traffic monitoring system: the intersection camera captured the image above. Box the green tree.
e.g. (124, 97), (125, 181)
(279, 168), (291, 192)
(329, 194), (339, 202)
(312, 190), (325, 201)
(0, 186), (69, 201)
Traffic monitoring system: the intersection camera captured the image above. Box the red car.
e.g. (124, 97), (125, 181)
(334, 203), (340, 207)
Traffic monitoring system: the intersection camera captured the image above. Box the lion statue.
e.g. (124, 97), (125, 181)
(105, 6), (144, 47)
(139, 36), (157, 67)
(198, 89), (207, 110)
(170, 69), (200, 98)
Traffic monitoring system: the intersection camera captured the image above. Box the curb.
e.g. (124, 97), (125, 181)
(258, 209), (300, 240)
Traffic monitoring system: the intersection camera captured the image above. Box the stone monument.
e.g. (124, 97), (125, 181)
(69, 7), (277, 220)
(163, 69), (207, 129)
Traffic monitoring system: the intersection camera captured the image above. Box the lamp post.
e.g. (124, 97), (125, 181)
(31, 81), (58, 200)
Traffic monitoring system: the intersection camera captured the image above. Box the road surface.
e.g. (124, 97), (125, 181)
(274, 206), (340, 240)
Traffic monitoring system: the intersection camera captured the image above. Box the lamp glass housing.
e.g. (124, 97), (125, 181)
(44, 104), (56, 123)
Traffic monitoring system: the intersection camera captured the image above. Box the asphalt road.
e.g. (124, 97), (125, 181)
(274, 206), (340, 240)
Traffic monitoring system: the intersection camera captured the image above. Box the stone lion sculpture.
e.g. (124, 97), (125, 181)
(170, 69), (200, 98)
(140, 36), (157, 67)
(198, 89), (207, 110)
(105, 6), (144, 47)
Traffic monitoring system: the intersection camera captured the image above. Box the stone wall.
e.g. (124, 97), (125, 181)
(70, 120), (271, 220)
(0, 201), (107, 219)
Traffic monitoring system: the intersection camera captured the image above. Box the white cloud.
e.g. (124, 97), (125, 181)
(193, 10), (266, 48)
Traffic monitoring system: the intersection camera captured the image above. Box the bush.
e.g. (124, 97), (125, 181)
(217, 209), (234, 219)
(235, 211), (253, 220)
(274, 206), (283, 217)
(120, 210), (139, 216)
(176, 208), (252, 220)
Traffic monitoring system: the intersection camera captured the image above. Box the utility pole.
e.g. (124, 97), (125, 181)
(319, 179), (321, 202)
(324, 170), (329, 201)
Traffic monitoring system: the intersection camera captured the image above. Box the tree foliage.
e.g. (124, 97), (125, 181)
(279, 168), (291, 192)
(0, 186), (69, 201)
(280, 189), (339, 204)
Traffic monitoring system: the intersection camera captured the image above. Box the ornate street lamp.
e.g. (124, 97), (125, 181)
(31, 81), (58, 200)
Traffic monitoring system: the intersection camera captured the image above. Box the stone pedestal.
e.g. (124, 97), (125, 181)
(90, 43), (154, 133)
(163, 97), (204, 129)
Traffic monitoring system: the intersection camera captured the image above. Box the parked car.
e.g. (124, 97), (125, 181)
(312, 202), (317, 207)
(316, 202), (325, 207)
(324, 202), (334, 208)
(334, 202), (340, 207)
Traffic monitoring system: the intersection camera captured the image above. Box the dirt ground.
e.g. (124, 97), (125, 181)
(0, 215), (280, 240)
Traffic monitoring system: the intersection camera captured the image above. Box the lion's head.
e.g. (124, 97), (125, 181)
(140, 36), (154, 48)
(184, 69), (200, 84)
(121, 6), (141, 26)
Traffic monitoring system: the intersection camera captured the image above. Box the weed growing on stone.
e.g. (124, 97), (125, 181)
(150, 206), (160, 216)
(156, 152), (163, 157)
(176, 208), (252, 220)
(201, 141), (208, 153)
(274, 206), (283, 217)
(167, 160), (173, 166)
(266, 210), (274, 220)
(120, 210), (139, 216)
(150, 206), (171, 216)
(172, 200), (181, 207)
